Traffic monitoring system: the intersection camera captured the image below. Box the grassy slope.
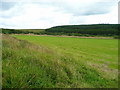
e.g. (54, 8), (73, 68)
(2, 35), (118, 88)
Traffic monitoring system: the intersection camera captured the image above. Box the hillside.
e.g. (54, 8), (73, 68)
(1, 24), (119, 37)
(46, 24), (119, 36)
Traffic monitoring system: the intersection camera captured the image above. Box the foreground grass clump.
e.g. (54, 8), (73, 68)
(3, 35), (118, 88)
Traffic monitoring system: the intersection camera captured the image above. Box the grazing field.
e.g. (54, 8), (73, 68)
(16, 29), (45, 33)
(2, 34), (118, 88)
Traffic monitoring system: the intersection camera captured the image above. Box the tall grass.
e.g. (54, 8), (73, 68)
(2, 35), (118, 88)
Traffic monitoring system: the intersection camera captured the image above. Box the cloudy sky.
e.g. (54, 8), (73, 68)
(0, 0), (119, 29)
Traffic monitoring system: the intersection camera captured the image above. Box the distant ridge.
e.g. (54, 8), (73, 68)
(1, 24), (119, 36)
(46, 24), (119, 35)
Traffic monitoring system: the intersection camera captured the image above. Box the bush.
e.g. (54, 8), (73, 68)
(113, 36), (119, 39)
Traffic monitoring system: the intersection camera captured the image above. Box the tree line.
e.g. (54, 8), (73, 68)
(45, 24), (119, 36)
(1, 24), (119, 38)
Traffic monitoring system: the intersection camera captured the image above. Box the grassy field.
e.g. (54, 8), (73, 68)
(2, 34), (118, 88)
(15, 29), (45, 33)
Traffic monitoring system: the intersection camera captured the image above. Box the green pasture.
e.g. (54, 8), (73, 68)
(2, 34), (118, 88)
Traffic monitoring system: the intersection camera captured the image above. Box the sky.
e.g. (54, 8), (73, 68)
(0, 0), (119, 29)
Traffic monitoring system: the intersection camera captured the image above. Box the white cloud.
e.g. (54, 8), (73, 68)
(0, 0), (118, 29)
(81, 5), (118, 24)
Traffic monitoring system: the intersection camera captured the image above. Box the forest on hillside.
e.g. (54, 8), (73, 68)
(46, 24), (119, 36)
(1, 24), (119, 37)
